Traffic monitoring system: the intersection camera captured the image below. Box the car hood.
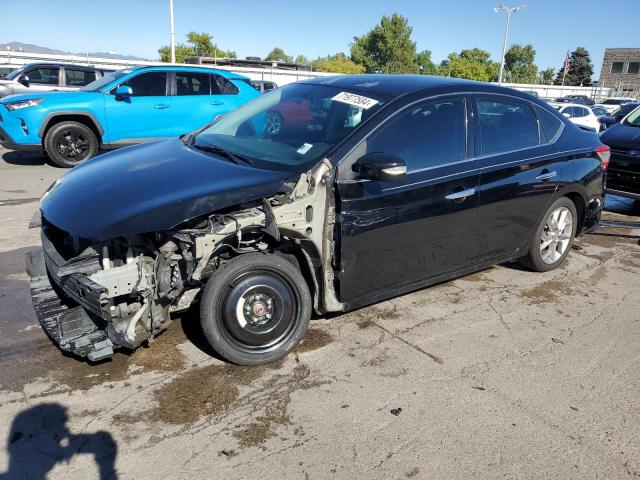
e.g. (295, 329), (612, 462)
(40, 139), (294, 241)
(600, 123), (640, 150)
(0, 90), (98, 103)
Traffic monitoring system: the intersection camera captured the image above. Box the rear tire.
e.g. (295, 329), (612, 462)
(518, 197), (577, 272)
(44, 121), (98, 168)
(199, 253), (312, 365)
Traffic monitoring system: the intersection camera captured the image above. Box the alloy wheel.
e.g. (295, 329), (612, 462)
(540, 206), (573, 264)
(265, 112), (283, 135)
(56, 129), (90, 162)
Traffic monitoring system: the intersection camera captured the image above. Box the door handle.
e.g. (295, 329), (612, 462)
(154, 103), (170, 109)
(210, 101), (224, 106)
(445, 188), (476, 201)
(536, 171), (557, 181)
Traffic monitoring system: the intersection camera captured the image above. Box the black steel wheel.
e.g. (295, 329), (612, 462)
(44, 121), (99, 167)
(200, 253), (312, 365)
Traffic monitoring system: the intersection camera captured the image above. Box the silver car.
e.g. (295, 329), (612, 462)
(0, 63), (112, 98)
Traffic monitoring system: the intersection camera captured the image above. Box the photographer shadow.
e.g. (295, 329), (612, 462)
(0, 403), (117, 479)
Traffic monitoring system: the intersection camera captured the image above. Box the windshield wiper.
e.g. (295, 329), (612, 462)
(191, 143), (253, 165)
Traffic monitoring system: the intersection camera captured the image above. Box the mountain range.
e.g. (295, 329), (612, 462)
(0, 41), (148, 61)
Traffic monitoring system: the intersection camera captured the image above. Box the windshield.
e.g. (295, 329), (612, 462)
(79, 70), (129, 92)
(623, 106), (640, 127)
(3, 65), (27, 80)
(193, 83), (389, 171)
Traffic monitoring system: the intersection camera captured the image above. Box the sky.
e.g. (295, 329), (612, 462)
(2, 0), (639, 77)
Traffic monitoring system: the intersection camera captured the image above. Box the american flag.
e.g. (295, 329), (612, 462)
(563, 51), (571, 76)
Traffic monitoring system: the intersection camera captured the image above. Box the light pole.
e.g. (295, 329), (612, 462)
(169, 0), (176, 63)
(494, 4), (528, 84)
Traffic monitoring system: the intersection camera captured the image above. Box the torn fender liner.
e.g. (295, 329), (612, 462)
(26, 249), (113, 361)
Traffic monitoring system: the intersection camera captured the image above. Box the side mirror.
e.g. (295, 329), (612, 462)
(18, 74), (29, 87)
(115, 85), (133, 98)
(353, 153), (406, 182)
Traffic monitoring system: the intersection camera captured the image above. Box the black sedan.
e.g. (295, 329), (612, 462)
(600, 106), (640, 203)
(27, 75), (607, 365)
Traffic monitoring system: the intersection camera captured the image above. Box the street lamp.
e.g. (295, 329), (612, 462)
(169, 0), (176, 63)
(494, 4), (528, 84)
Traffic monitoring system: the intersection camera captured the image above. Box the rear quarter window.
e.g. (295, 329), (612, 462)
(535, 105), (564, 142)
(211, 75), (239, 95)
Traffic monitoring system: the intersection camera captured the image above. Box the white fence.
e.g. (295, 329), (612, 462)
(1, 50), (626, 99)
(0, 50), (333, 87)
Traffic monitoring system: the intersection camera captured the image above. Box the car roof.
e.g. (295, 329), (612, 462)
(19, 62), (101, 69)
(128, 64), (246, 79)
(299, 74), (527, 98)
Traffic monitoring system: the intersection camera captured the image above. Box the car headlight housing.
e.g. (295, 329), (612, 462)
(3, 98), (44, 111)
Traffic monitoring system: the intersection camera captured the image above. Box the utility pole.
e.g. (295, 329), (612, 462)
(169, 0), (176, 63)
(494, 4), (528, 84)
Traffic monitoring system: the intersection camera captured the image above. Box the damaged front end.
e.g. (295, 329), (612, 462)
(26, 159), (341, 361)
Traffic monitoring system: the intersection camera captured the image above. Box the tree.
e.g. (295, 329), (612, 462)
(350, 13), (419, 73)
(294, 54), (310, 65)
(265, 47), (293, 63)
(540, 67), (555, 85)
(158, 31), (234, 62)
(554, 47), (594, 86)
(504, 43), (537, 84)
(158, 44), (195, 63)
(416, 50), (437, 75)
(439, 49), (499, 82)
(312, 53), (365, 74)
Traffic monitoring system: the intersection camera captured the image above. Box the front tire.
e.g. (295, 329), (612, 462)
(199, 253), (312, 365)
(518, 197), (577, 272)
(44, 121), (98, 168)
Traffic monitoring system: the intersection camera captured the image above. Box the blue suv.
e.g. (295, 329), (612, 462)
(0, 65), (258, 167)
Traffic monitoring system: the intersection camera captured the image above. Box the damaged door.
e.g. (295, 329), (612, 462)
(336, 95), (480, 305)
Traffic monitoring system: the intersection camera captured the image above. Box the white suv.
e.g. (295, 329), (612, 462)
(549, 102), (600, 132)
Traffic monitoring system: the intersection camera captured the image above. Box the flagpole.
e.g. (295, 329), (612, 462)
(561, 50), (569, 86)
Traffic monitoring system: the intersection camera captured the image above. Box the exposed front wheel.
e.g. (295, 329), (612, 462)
(200, 253), (312, 365)
(518, 197), (577, 272)
(44, 121), (99, 168)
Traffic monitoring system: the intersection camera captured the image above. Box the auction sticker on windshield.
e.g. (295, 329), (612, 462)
(332, 92), (379, 110)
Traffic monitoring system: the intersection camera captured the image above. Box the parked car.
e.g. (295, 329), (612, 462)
(26, 75), (606, 365)
(600, 107), (640, 202)
(0, 65), (258, 167)
(549, 102), (600, 132)
(519, 90), (539, 98)
(593, 97), (636, 114)
(552, 96), (593, 106)
(564, 95), (595, 106)
(249, 80), (278, 93)
(0, 66), (19, 78)
(0, 62), (112, 98)
(598, 102), (640, 131)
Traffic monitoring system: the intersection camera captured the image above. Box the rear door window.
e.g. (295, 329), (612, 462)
(211, 75), (239, 95)
(176, 71), (210, 95)
(25, 66), (59, 85)
(120, 71), (167, 96)
(476, 97), (540, 155)
(573, 107), (588, 118)
(366, 97), (467, 172)
(65, 68), (96, 87)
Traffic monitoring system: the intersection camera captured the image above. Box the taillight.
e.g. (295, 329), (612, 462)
(595, 145), (610, 169)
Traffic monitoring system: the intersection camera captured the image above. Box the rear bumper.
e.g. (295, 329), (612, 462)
(26, 248), (114, 361)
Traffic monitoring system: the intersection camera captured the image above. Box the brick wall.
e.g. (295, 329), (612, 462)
(599, 48), (640, 93)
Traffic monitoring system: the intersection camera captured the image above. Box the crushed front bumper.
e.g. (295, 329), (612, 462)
(26, 248), (114, 362)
